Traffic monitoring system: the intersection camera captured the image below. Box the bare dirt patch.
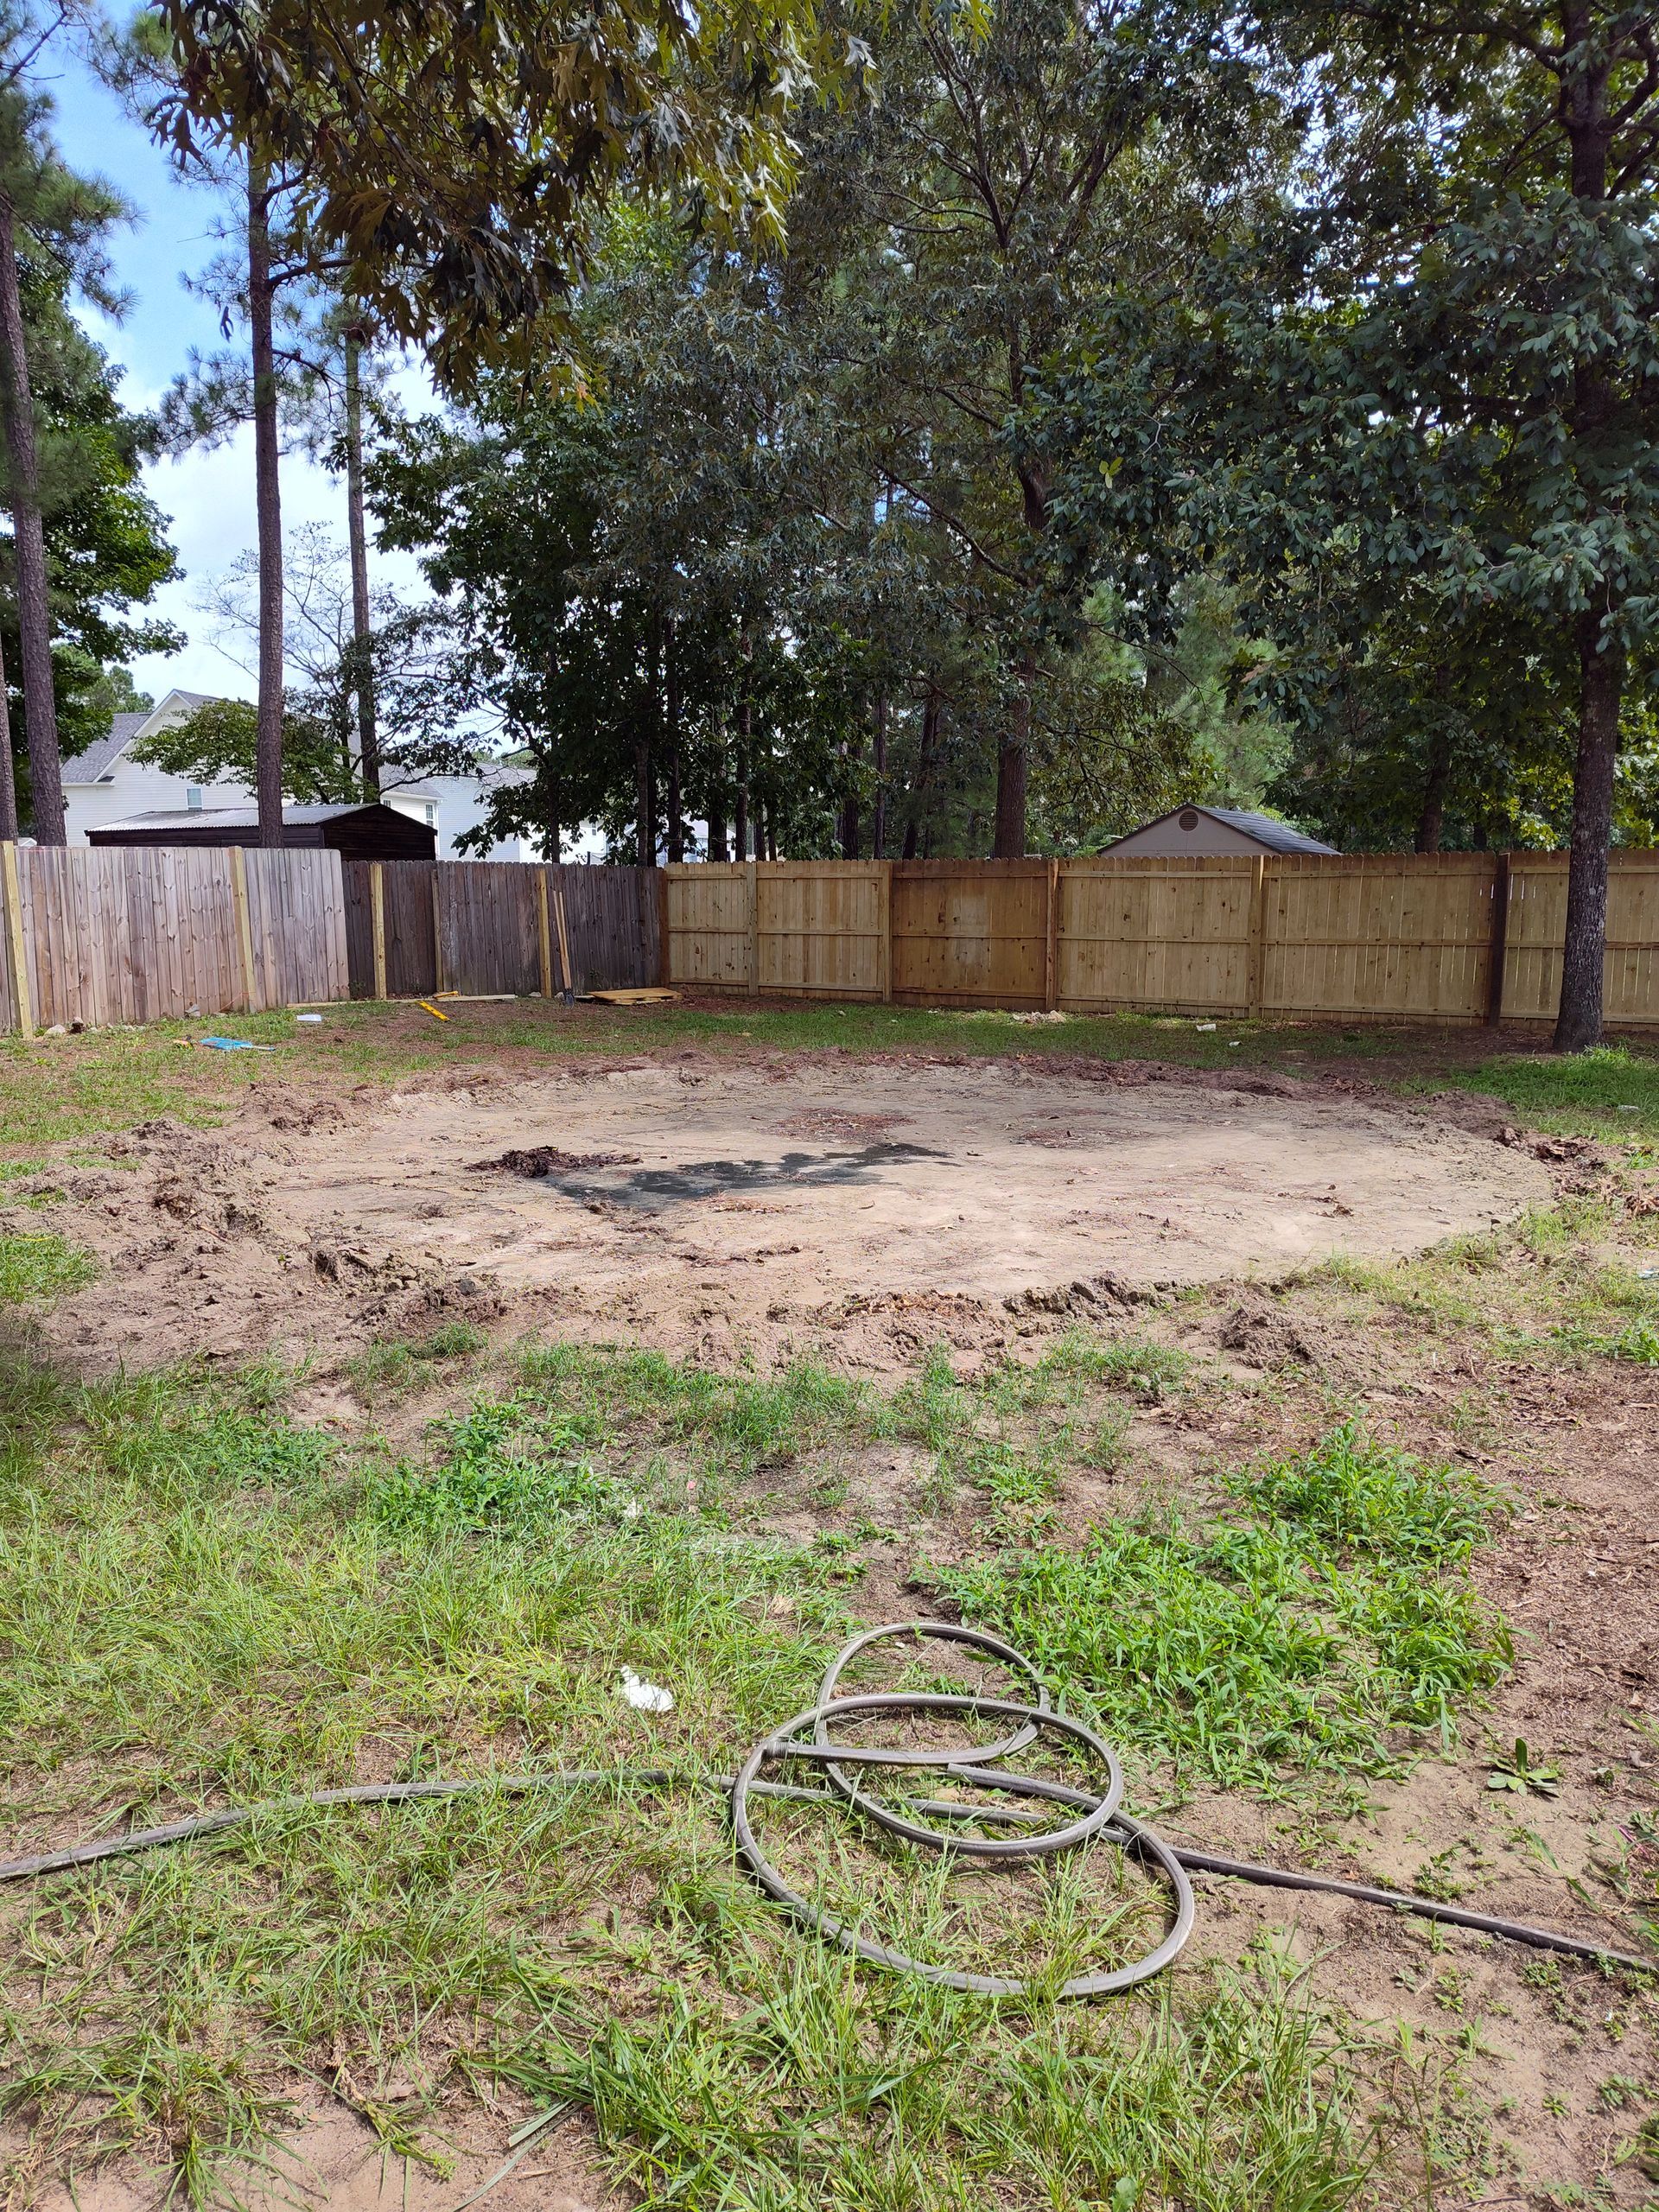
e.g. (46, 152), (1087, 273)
(19, 1054), (1553, 1376)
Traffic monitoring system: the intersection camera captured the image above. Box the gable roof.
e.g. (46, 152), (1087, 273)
(60, 690), (224, 784)
(1101, 804), (1338, 856)
(60, 712), (149, 784)
(1195, 807), (1338, 855)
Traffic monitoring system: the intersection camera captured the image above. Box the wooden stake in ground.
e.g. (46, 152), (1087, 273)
(553, 886), (575, 1003)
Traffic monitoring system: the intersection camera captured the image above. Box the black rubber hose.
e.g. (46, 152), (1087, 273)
(0, 1621), (1649, 1982)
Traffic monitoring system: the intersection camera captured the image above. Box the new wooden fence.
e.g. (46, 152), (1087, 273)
(340, 861), (662, 1001)
(664, 852), (1659, 1027)
(0, 841), (350, 1033)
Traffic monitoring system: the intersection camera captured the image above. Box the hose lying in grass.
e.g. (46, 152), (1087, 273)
(0, 1623), (1649, 1986)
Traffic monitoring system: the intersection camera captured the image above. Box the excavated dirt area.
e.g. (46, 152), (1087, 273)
(21, 1053), (1553, 1373)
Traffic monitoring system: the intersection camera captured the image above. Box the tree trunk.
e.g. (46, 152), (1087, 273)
(903, 687), (940, 861)
(634, 732), (652, 866)
(1414, 724), (1452, 854)
(993, 664), (1033, 858)
(734, 781), (748, 861)
(0, 625), (17, 842)
(665, 615), (683, 863)
(248, 161), (285, 848)
(343, 319), (378, 796)
(871, 693), (887, 860)
(0, 187), (62, 845)
(840, 791), (859, 860)
(736, 642), (752, 860)
(708, 804), (728, 862)
(1554, 612), (1624, 1052)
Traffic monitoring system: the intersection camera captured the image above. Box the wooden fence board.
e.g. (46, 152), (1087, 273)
(0, 843), (349, 1031)
(1058, 857), (1255, 1013)
(1503, 854), (1659, 1026)
(664, 862), (752, 988)
(755, 861), (886, 997)
(891, 860), (1050, 1007)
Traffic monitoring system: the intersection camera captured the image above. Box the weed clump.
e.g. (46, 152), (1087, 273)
(933, 1427), (1510, 1791)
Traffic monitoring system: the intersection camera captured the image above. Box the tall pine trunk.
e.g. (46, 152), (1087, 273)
(664, 616), (683, 863)
(0, 183), (62, 844)
(0, 626), (17, 842)
(903, 686), (940, 861)
(343, 320), (378, 796)
(634, 732), (652, 866)
(248, 161), (285, 848)
(871, 693), (887, 859)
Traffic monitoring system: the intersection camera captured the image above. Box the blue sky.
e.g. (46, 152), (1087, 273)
(47, 42), (428, 704)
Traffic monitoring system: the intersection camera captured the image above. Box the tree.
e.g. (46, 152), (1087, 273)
(0, 8), (155, 842)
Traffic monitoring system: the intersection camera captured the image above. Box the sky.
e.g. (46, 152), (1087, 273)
(47, 41), (429, 707)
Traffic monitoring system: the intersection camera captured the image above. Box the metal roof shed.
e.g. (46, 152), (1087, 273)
(86, 803), (437, 861)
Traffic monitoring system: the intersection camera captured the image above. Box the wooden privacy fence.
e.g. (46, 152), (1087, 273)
(340, 861), (662, 1001)
(0, 841), (349, 1034)
(664, 853), (1659, 1027)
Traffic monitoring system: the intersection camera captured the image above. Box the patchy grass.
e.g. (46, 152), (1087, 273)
(933, 1427), (1511, 1794)
(0, 1336), (1505, 2207)
(0, 1231), (94, 1304)
(7, 995), (1656, 1164)
(1440, 1041), (1659, 1140)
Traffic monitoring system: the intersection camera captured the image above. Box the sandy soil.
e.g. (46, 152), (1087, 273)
(18, 1054), (1552, 1376)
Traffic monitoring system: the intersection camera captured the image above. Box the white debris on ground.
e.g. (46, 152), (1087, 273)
(620, 1668), (674, 1713)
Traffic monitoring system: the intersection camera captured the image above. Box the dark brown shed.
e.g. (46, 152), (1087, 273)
(86, 803), (437, 861)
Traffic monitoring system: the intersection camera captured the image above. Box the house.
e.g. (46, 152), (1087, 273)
(86, 802), (437, 861)
(1100, 805), (1338, 857)
(59, 688), (536, 860)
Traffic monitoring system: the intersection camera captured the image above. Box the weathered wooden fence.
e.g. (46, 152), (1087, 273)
(0, 841), (350, 1033)
(340, 861), (663, 1001)
(664, 853), (1659, 1027)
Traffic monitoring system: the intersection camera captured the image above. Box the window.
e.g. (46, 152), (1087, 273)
(186, 785), (205, 810)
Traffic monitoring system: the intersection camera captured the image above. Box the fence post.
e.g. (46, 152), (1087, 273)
(1246, 855), (1268, 1018)
(536, 868), (553, 998)
(1044, 859), (1059, 1011)
(431, 867), (445, 994)
(747, 857), (760, 995)
(879, 861), (893, 1002)
(371, 862), (388, 999)
(229, 845), (259, 1011)
(1485, 853), (1511, 1027)
(1, 840), (31, 1037)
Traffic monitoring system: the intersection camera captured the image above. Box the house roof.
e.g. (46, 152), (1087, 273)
(60, 690), (222, 784)
(60, 713), (149, 783)
(93, 803), (386, 833)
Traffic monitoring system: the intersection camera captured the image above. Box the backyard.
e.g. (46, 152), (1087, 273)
(2, 998), (1657, 2210)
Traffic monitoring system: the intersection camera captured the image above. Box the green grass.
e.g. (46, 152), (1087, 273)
(0, 1230), (94, 1303)
(0, 1339), (1505, 2205)
(934, 1427), (1511, 1792)
(1440, 1040), (1659, 1139)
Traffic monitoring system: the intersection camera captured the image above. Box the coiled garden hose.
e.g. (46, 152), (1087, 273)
(1, 1622), (1649, 1985)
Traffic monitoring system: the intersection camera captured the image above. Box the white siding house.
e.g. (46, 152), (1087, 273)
(59, 690), (535, 860)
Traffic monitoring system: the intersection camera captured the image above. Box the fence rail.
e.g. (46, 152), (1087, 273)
(663, 853), (1659, 1027)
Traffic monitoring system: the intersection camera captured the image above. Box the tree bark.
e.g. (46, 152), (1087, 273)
(343, 319), (378, 796)
(1554, 611), (1624, 1052)
(0, 625), (17, 842)
(1553, 39), (1619, 1049)
(903, 687), (940, 861)
(708, 804), (728, 862)
(664, 614), (683, 863)
(248, 160), (286, 848)
(1414, 721), (1452, 854)
(871, 692), (887, 859)
(0, 185), (62, 844)
(634, 732), (652, 866)
(993, 664), (1033, 857)
(735, 635), (752, 860)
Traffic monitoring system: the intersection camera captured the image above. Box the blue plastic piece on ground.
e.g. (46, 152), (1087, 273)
(198, 1036), (274, 1052)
